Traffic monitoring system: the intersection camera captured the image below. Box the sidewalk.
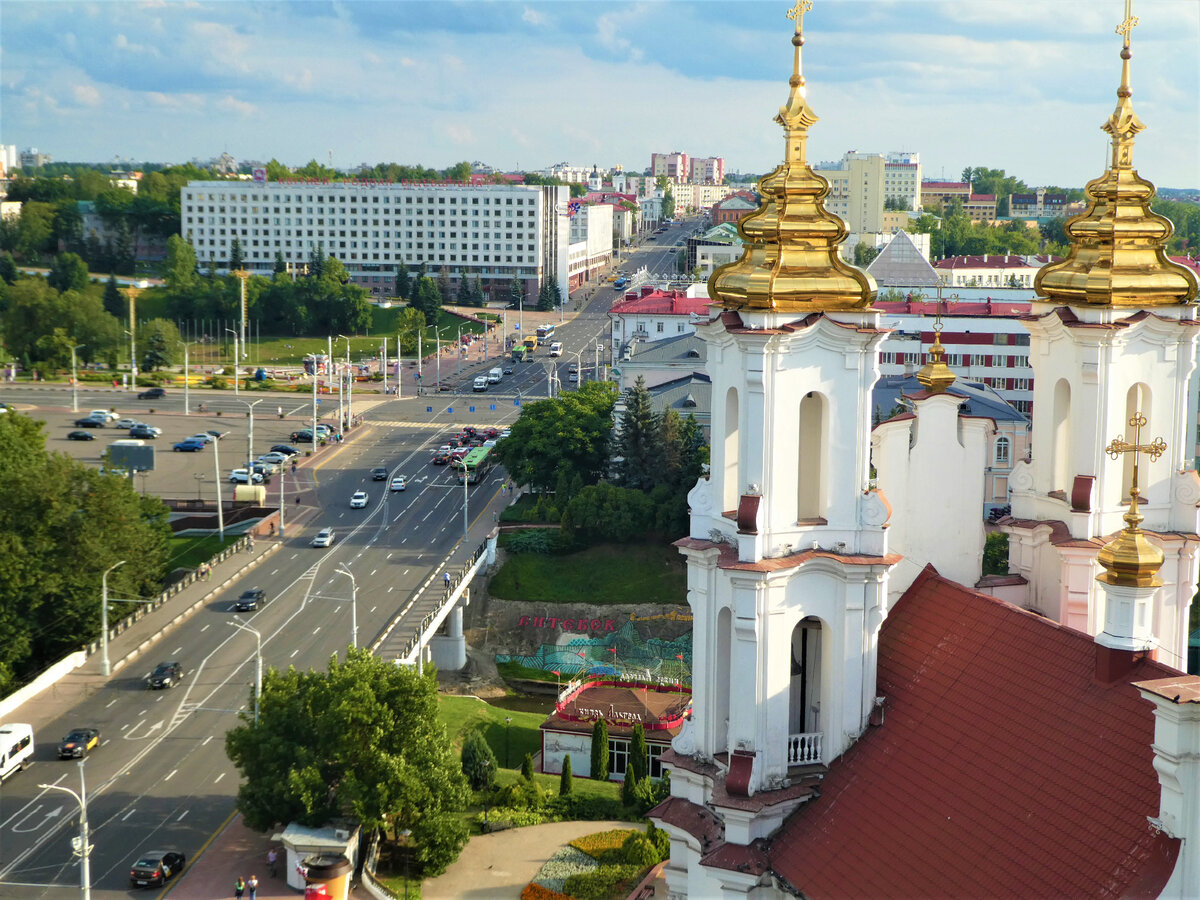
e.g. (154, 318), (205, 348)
(165, 814), (302, 900)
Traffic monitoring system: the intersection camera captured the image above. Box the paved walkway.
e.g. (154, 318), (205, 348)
(165, 813), (300, 900)
(421, 820), (633, 900)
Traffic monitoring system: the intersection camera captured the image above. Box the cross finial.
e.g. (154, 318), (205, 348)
(787, 0), (813, 34)
(1116, 0), (1138, 47)
(1105, 411), (1165, 516)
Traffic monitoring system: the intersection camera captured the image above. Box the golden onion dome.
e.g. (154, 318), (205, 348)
(708, 1), (876, 313)
(1035, 7), (1198, 308)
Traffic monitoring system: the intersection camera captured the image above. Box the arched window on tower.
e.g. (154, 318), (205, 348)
(994, 436), (1011, 466)
(798, 392), (829, 522)
(1051, 379), (1072, 494)
(715, 606), (732, 755)
(723, 387), (740, 512)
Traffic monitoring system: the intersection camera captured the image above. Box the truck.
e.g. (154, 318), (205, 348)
(487, 367), (503, 384)
(233, 485), (268, 504)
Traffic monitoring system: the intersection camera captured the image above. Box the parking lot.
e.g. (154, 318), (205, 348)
(37, 397), (332, 501)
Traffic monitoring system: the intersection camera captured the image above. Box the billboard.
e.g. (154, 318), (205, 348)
(105, 444), (155, 473)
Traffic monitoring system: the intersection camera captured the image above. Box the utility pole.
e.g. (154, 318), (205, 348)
(124, 284), (141, 390)
(100, 560), (126, 676)
(381, 336), (388, 397)
(71, 343), (86, 413)
(39, 763), (91, 900)
(311, 358), (319, 450)
(213, 434), (225, 540)
(235, 398), (264, 468)
(228, 620), (262, 723)
(178, 341), (194, 415)
(224, 328), (240, 398)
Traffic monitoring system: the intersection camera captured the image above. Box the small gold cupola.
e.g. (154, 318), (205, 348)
(1096, 413), (1166, 587)
(708, 0), (876, 313)
(1035, 0), (1198, 309)
(915, 314), (956, 394)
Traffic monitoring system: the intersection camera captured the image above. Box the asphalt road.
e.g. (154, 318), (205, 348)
(0, 223), (704, 896)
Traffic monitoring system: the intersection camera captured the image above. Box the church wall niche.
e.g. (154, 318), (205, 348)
(714, 605), (732, 756)
(1051, 378), (1073, 494)
(798, 391), (829, 521)
(723, 386), (740, 511)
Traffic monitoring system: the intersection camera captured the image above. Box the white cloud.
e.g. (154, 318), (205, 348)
(71, 83), (103, 107)
(522, 6), (546, 27)
(216, 95), (256, 117)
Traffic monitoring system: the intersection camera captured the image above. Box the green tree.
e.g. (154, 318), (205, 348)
(102, 275), (125, 318)
(536, 279), (554, 312)
(225, 648), (469, 876)
(461, 730), (497, 791)
(621, 767), (638, 806)
(559, 754), (573, 796)
(521, 752), (535, 782)
(15, 201), (56, 261)
(508, 274), (525, 310)
(437, 266), (453, 306)
(983, 532), (1009, 576)
(0, 411), (171, 692)
(0, 252), (17, 285)
(662, 186), (676, 221)
(853, 243), (880, 267)
(590, 719), (610, 781)
(491, 381), (617, 492)
(394, 306), (427, 356)
(229, 236), (245, 271)
(411, 276), (442, 325)
(273, 250), (287, 276)
(629, 723), (649, 784)
(614, 376), (661, 491)
(162, 234), (198, 292)
(471, 274), (486, 307)
(394, 262), (411, 300)
(47, 252), (89, 293)
(140, 318), (182, 371)
(456, 273), (472, 307)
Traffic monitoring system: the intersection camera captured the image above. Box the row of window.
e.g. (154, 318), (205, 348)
(185, 192), (536, 207)
(607, 738), (665, 779)
(880, 352), (1030, 367)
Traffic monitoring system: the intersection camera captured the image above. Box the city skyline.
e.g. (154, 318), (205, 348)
(3, 0), (1197, 188)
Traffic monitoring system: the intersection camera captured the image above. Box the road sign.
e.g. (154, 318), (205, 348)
(426, 406), (433, 413)
(469, 406), (475, 412)
(489, 404), (496, 411)
(447, 407), (454, 414)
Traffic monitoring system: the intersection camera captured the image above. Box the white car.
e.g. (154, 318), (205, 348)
(390, 476), (407, 492)
(90, 410), (120, 423)
(311, 528), (335, 548)
(187, 433), (214, 444)
(258, 452), (288, 465)
(350, 491), (368, 508)
(114, 417), (139, 430)
(230, 468), (264, 484)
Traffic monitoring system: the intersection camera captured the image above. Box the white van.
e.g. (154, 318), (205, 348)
(487, 367), (503, 384)
(110, 439), (146, 447)
(549, 342), (564, 357)
(472, 375), (489, 392)
(0, 724), (34, 780)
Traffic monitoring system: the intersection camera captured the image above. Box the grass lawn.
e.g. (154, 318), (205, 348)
(164, 533), (243, 571)
(438, 695), (547, 769)
(489, 542), (686, 605)
(492, 767), (623, 803)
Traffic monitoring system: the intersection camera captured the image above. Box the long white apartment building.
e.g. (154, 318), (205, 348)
(180, 180), (570, 301)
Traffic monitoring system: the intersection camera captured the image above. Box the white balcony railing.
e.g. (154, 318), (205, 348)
(786, 732), (823, 765)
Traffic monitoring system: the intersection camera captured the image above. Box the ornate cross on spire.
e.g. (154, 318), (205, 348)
(1116, 0), (1139, 47)
(1105, 412), (1165, 512)
(787, 0), (813, 35)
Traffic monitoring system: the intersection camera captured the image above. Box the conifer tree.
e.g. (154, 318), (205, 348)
(520, 751), (535, 782)
(621, 767), (638, 805)
(615, 376), (661, 491)
(591, 719), (610, 780)
(630, 723), (649, 784)
(559, 754), (573, 796)
(394, 262), (411, 300)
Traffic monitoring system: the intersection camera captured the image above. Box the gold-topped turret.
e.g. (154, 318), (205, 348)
(1096, 413), (1166, 587)
(709, 1), (876, 313)
(1035, 0), (1198, 309)
(916, 313), (956, 394)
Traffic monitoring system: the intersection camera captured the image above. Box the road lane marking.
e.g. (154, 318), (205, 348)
(388, 586), (394, 593)
(123, 809), (137, 821)
(313, 626), (321, 634)
(106, 699), (117, 708)
(271, 568), (280, 576)
(214, 772), (225, 784)
(178, 810), (189, 821)
(291, 649), (299, 658)
(403, 569), (410, 575)
(370, 568), (377, 577)
(171, 647), (182, 655)
(165, 769), (177, 781)
(201, 623), (210, 632)
(202, 735), (213, 746)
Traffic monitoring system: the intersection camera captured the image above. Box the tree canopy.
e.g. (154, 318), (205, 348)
(226, 649), (469, 874)
(0, 411), (171, 693)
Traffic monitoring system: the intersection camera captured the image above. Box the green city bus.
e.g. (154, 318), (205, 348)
(456, 447), (495, 484)
(512, 345), (527, 363)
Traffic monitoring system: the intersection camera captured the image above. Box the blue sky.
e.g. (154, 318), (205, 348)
(3, 1), (1197, 188)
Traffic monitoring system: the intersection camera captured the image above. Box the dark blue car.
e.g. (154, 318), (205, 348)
(173, 439), (206, 452)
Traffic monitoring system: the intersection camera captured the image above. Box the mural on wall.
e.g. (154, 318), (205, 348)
(496, 611), (692, 684)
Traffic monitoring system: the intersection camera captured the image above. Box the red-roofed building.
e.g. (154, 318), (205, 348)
(963, 192), (998, 222)
(608, 286), (713, 358)
(920, 180), (972, 210)
(710, 192), (759, 226)
(934, 252), (1057, 288)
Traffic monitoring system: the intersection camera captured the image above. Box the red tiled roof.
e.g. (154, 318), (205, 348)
(921, 181), (970, 191)
(768, 565), (1180, 899)
(874, 299), (1032, 317)
(933, 254), (1056, 269)
(609, 290), (711, 317)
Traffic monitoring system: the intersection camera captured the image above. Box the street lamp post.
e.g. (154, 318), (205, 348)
(212, 433), (225, 541)
(505, 716), (512, 768)
(71, 343), (86, 413)
(178, 341), (195, 415)
(336, 564), (359, 649)
(228, 619), (262, 724)
(224, 328), (240, 398)
(233, 398), (265, 470)
(39, 761), (91, 900)
(337, 335), (352, 430)
(100, 560), (126, 677)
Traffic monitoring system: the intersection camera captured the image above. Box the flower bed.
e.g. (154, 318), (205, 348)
(529, 845), (597, 894)
(520, 884), (575, 900)
(569, 829), (639, 860)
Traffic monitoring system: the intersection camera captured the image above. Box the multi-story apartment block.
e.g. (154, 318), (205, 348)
(651, 152), (690, 183)
(180, 179), (570, 301)
(688, 156), (725, 185)
(815, 152), (885, 233)
(962, 193), (997, 223)
(1008, 187), (1068, 218)
(883, 151), (922, 211)
(920, 180), (972, 210)
(0, 145), (17, 177)
(18, 147), (52, 169)
(567, 202), (614, 290)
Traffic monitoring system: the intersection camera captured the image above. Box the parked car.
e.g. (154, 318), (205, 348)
(90, 409), (120, 422)
(129, 850), (186, 888)
(67, 430), (97, 441)
(137, 388), (166, 400)
(315, 424), (333, 437)
(229, 469), (264, 484)
(57, 728), (100, 759)
(290, 429), (316, 443)
(252, 459), (280, 475)
(311, 527), (335, 548)
(74, 416), (106, 428)
(371, 467), (388, 481)
(184, 432), (212, 444)
(258, 452), (289, 466)
(349, 490), (369, 509)
(128, 424), (159, 439)
(270, 444), (300, 457)
(390, 476), (407, 492)
(233, 587), (265, 612)
(205, 430), (227, 439)
(173, 439), (206, 452)
(146, 661), (183, 690)
(114, 417), (140, 430)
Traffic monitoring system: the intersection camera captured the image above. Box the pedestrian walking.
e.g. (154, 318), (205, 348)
(291, 462), (297, 475)
(267, 849), (278, 878)
(444, 571), (451, 588)
(248, 874), (259, 900)
(235, 876), (246, 899)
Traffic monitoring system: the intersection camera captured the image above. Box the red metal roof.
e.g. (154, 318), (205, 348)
(921, 181), (970, 190)
(609, 290), (712, 317)
(768, 565), (1181, 899)
(933, 253), (1056, 269)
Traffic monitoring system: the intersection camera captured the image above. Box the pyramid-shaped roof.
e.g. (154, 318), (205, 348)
(865, 230), (941, 287)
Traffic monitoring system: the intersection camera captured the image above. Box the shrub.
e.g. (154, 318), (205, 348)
(570, 829), (639, 860)
(461, 729), (498, 790)
(560, 753), (573, 796)
(621, 771), (637, 806)
(521, 751), (535, 781)
(629, 724), (648, 783)
(562, 864), (644, 900)
(562, 482), (655, 543)
(495, 778), (544, 810)
(645, 821), (671, 862)
(590, 720), (609, 781)
(505, 528), (559, 555)
(521, 884), (574, 900)
(411, 811), (470, 877)
(621, 833), (660, 868)
(553, 793), (632, 823)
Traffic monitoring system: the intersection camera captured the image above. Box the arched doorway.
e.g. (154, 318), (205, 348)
(787, 617), (823, 765)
